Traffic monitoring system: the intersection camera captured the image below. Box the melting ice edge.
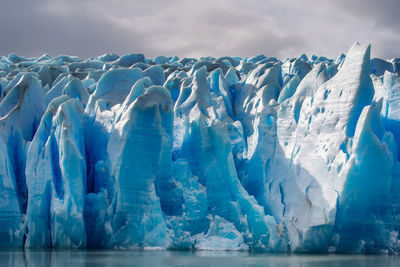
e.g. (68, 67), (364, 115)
(0, 43), (400, 253)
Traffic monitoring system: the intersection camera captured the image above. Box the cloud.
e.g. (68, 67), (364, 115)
(0, 0), (145, 58)
(332, 0), (400, 30)
(0, 0), (398, 59)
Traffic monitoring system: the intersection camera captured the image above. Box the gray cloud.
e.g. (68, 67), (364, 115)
(0, 0), (399, 59)
(332, 0), (400, 29)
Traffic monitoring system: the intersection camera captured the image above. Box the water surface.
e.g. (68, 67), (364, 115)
(1, 250), (399, 267)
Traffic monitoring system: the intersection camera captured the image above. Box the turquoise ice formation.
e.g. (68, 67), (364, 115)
(0, 43), (400, 253)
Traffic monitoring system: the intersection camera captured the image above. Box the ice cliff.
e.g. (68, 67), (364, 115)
(0, 43), (400, 253)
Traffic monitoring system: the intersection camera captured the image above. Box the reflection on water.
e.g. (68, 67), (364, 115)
(1, 250), (400, 267)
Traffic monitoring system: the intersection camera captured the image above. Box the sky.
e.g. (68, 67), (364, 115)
(1, 0), (399, 60)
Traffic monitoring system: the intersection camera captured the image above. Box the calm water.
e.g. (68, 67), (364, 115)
(1, 250), (399, 267)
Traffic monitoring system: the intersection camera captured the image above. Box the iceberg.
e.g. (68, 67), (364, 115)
(0, 43), (400, 253)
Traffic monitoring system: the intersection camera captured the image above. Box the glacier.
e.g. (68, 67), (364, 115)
(0, 43), (400, 253)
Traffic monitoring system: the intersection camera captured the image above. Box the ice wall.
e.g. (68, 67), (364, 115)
(0, 43), (399, 253)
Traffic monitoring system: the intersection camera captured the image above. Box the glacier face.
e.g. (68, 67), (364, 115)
(0, 43), (400, 253)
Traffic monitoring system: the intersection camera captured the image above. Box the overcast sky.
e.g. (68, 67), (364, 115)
(1, 0), (399, 60)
